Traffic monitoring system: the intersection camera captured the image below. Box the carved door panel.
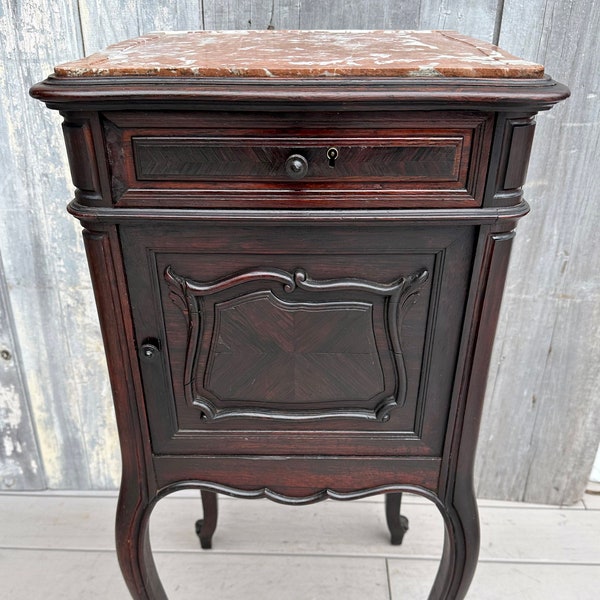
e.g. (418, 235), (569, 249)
(121, 223), (475, 457)
(164, 263), (429, 422)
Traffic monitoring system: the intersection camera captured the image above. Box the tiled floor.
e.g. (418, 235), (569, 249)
(0, 490), (598, 599)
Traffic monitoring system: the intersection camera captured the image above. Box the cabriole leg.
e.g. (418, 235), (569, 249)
(115, 488), (166, 600)
(385, 492), (409, 545)
(428, 490), (480, 600)
(196, 490), (219, 549)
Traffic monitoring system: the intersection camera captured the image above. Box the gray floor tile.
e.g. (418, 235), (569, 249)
(0, 548), (129, 599)
(388, 560), (599, 600)
(475, 497), (586, 510)
(0, 494), (116, 550)
(478, 505), (600, 563)
(583, 491), (600, 510)
(156, 553), (390, 600)
(0, 547), (390, 600)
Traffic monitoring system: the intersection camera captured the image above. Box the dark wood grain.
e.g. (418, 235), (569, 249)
(103, 111), (492, 208)
(122, 224), (474, 458)
(503, 121), (537, 189)
(82, 227), (163, 598)
(163, 264), (428, 422)
(30, 74), (569, 112)
(133, 137), (461, 181)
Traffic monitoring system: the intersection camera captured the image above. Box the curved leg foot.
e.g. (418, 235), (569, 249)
(116, 488), (166, 600)
(385, 493), (409, 545)
(196, 490), (218, 549)
(429, 491), (480, 600)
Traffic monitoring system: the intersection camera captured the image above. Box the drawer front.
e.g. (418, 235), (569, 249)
(104, 111), (493, 208)
(132, 135), (462, 183)
(121, 223), (476, 457)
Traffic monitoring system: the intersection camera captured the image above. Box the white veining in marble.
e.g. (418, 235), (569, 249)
(54, 30), (544, 79)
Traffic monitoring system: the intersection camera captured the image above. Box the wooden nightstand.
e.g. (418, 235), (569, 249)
(31, 30), (568, 599)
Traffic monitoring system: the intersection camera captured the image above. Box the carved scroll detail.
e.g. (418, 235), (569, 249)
(160, 480), (441, 507)
(165, 266), (428, 423)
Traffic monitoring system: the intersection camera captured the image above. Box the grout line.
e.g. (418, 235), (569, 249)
(385, 558), (393, 600)
(0, 544), (436, 560)
(0, 491), (119, 499)
(392, 557), (600, 567)
(1, 544), (598, 567)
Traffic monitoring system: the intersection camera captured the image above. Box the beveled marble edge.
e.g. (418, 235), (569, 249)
(53, 30), (544, 80)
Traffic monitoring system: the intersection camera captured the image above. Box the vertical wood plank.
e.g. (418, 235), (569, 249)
(0, 0), (119, 489)
(202, 1), (500, 46)
(203, 0), (502, 33)
(203, 0), (298, 30)
(297, 0), (421, 30)
(78, 1), (202, 55)
(476, 0), (600, 504)
(203, 0), (421, 30)
(0, 251), (45, 490)
(418, 0), (500, 41)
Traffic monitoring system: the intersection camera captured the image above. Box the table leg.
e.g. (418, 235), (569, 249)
(385, 492), (409, 545)
(116, 487), (166, 600)
(428, 489), (480, 600)
(196, 490), (219, 549)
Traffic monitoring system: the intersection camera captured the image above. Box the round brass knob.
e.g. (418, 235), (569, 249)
(285, 154), (309, 179)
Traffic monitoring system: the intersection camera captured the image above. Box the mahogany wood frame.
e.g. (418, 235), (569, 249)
(31, 71), (568, 600)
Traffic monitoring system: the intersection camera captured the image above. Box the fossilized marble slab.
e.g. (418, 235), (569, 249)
(53, 30), (544, 79)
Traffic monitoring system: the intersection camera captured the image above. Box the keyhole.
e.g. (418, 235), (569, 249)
(327, 147), (339, 168)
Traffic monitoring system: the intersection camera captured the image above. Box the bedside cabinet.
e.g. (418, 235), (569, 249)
(31, 30), (568, 599)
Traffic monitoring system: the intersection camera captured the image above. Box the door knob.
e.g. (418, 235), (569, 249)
(140, 338), (161, 360)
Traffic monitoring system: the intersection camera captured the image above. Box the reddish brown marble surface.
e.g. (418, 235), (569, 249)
(54, 30), (544, 79)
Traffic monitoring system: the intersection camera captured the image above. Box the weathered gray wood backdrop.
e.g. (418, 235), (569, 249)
(0, 0), (598, 504)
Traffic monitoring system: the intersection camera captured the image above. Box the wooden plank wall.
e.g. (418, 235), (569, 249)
(475, 0), (600, 504)
(0, 248), (45, 489)
(0, 0), (597, 503)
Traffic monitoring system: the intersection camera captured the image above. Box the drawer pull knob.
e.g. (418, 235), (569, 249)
(285, 154), (309, 179)
(140, 339), (161, 360)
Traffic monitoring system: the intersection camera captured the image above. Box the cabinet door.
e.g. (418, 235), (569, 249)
(121, 223), (475, 456)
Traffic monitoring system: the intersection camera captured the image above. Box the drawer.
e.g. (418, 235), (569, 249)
(104, 111), (493, 208)
(121, 223), (476, 457)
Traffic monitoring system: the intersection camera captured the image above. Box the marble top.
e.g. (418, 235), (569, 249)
(54, 30), (544, 79)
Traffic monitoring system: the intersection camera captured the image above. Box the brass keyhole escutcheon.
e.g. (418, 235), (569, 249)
(327, 147), (339, 167)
